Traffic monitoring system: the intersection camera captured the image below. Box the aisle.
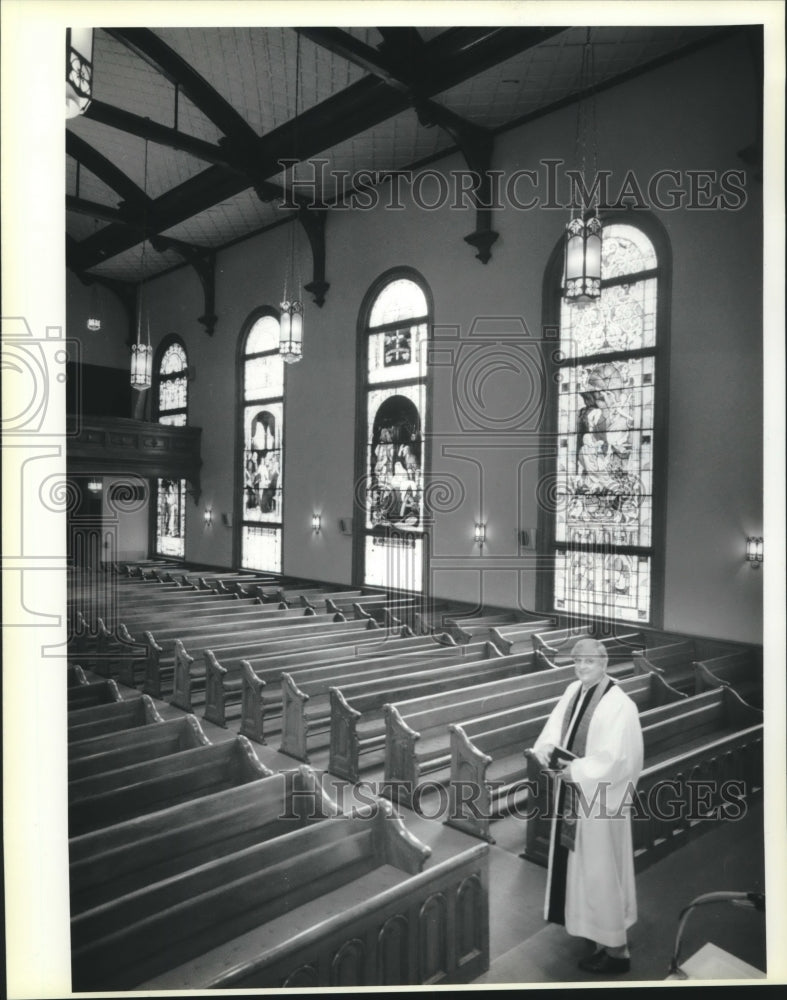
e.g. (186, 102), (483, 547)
(476, 797), (766, 984)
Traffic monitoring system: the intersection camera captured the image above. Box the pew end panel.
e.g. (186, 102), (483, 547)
(170, 639), (196, 712)
(239, 658), (267, 744)
(447, 724), (495, 842)
(447, 713), (552, 842)
(142, 630), (164, 698)
(67, 664), (88, 687)
(522, 752), (557, 867)
(280, 672), (313, 762)
(203, 648), (233, 728)
(384, 704), (421, 798)
(328, 686), (363, 781)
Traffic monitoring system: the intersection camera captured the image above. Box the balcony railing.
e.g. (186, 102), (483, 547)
(67, 416), (202, 500)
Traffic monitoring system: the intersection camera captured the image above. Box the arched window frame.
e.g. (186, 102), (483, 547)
(152, 334), (189, 559)
(353, 267), (434, 594)
(235, 306), (286, 573)
(536, 212), (672, 628)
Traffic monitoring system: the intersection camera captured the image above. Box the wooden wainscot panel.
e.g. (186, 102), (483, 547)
(418, 892), (449, 984)
(376, 913), (411, 986)
(281, 964), (319, 988)
(330, 937), (367, 986)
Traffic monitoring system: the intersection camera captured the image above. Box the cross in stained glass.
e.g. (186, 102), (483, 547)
(384, 329), (412, 366)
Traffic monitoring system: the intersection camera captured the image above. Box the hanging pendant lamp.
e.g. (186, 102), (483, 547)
(563, 30), (602, 305)
(131, 139), (153, 390)
(280, 32), (304, 364)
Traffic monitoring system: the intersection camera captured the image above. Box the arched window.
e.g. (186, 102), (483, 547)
(154, 337), (188, 558)
(355, 271), (431, 592)
(540, 219), (669, 625)
(238, 310), (284, 573)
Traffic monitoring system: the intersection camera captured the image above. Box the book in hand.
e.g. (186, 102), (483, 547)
(548, 745), (577, 769)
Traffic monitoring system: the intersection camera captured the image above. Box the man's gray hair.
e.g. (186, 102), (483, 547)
(570, 636), (609, 665)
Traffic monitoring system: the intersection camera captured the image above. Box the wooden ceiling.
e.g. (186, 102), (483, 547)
(66, 24), (732, 289)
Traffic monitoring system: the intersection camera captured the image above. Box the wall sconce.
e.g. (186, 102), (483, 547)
(204, 507), (213, 528)
(745, 536), (763, 569)
(87, 477), (102, 494)
(312, 513), (321, 534)
(474, 522), (486, 547)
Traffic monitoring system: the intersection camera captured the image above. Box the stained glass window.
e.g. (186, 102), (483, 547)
(552, 224), (660, 623)
(156, 478), (186, 558)
(359, 275), (430, 593)
(240, 314), (284, 573)
(155, 338), (188, 558)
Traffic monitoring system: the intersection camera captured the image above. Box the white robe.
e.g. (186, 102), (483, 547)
(534, 679), (644, 947)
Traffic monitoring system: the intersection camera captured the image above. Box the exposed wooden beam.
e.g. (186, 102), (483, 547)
(66, 131), (152, 213)
(104, 28), (258, 148)
(295, 28), (412, 93)
(67, 195), (135, 227)
(73, 27), (566, 273)
(84, 99), (231, 167)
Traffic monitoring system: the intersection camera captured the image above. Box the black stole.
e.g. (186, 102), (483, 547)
(558, 677), (615, 851)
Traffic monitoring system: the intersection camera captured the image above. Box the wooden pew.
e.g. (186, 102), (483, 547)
(329, 645), (552, 784)
(279, 640), (494, 763)
(522, 686), (763, 871)
(631, 687), (763, 867)
(532, 631), (649, 677)
(453, 614), (554, 644)
(98, 600), (291, 687)
(632, 639), (698, 692)
(693, 649), (763, 708)
(264, 585), (344, 605)
(68, 692), (154, 742)
(206, 627), (444, 731)
(298, 588), (379, 609)
(527, 625), (646, 661)
(67, 665), (88, 687)
(68, 734), (271, 837)
(412, 601), (485, 635)
(76, 591), (254, 665)
(325, 594), (395, 616)
(67, 678), (123, 711)
(69, 763), (331, 913)
(107, 595), (264, 631)
(68, 715), (210, 782)
(383, 660), (583, 806)
(447, 672), (685, 840)
(71, 798), (489, 991)
(206, 619), (386, 726)
(164, 612), (356, 711)
(141, 610), (344, 700)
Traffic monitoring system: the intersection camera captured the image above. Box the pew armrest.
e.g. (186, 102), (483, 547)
(234, 734), (274, 778)
(374, 797), (431, 873)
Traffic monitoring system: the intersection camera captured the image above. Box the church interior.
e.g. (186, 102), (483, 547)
(5, 10), (783, 994)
